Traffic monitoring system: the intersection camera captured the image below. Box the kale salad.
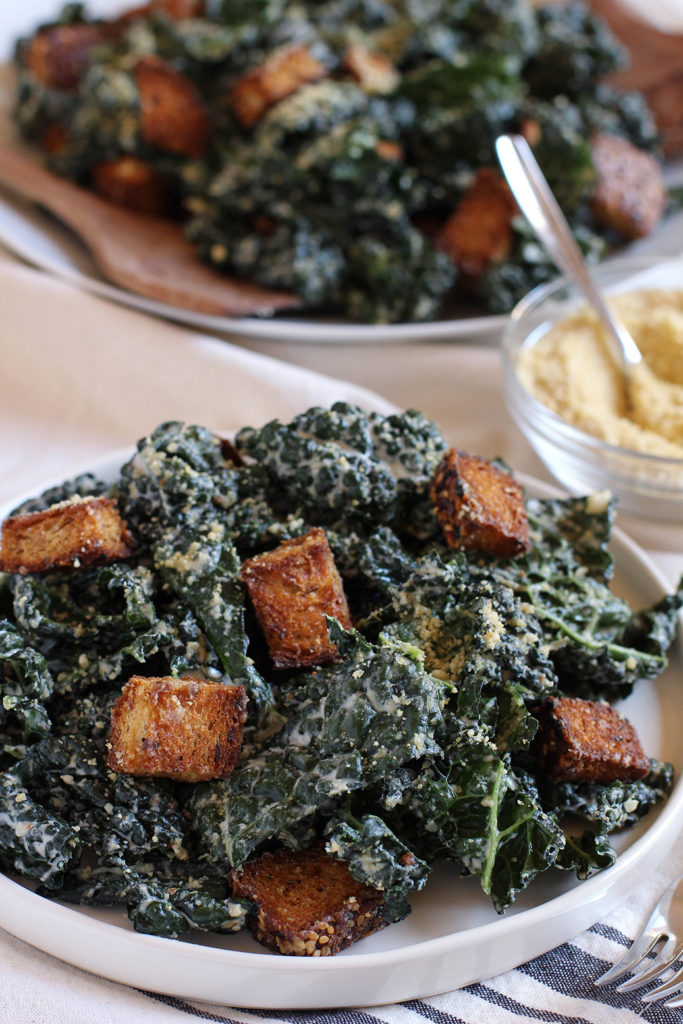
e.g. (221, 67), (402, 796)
(0, 404), (680, 946)
(12, 0), (672, 323)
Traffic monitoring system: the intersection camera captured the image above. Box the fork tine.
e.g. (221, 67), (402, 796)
(594, 874), (683, 989)
(616, 938), (678, 992)
(594, 933), (663, 987)
(640, 952), (683, 1002)
(663, 990), (683, 1009)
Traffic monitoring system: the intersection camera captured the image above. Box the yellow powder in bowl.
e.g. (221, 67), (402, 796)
(517, 289), (683, 459)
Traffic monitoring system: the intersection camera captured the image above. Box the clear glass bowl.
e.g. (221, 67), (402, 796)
(501, 257), (683, 522)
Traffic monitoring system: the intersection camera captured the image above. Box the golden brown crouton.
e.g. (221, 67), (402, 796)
(91, 156), (169, 215)
(241, 527), (352, 669)
(227, 44), (327, 127)
(0, 496), (133, 575)
(107, 675), (247, 782)
(117, 0), (205, 20)
(534, 696), (650, 784)
(344, 44), (399, 94)
(134, 56), (211, 158)
(24, 23), (105, 90)
(436, 167), (517, 281)
(42, 121), (71, 157)
(231, 846), (387, 956)
(431, 449), (529, 558)
(375, 140), (404, 161)
(590, 133), (666, 240)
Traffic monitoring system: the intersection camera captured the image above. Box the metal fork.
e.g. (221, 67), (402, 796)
(595, 874), (683, 1007)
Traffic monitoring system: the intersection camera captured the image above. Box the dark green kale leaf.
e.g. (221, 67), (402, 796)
(10, 473), (107, 516)
(235, 406), (398, 524)
(190, 622), (445, 867)
(545, 760), (673, 880)
(118, 420), (233, 545)
(546, 759), (674, 835)
(0, 768), (81, 887)
(0, 621), (54, 739)
(325, 811), (430, 922)
(51, 860), (250, 938)
(487, 496), (682, 700)
(380, 551), (557, 747)
(153, 518), (271, 708)
(119, 420), (271, 706)
(10, 565), (164, 696)
(556, 829), (616, 879)
(523, 1), (628, 99)
(383, 723), (566, 913)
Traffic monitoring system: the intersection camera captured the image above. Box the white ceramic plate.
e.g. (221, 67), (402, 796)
(0, 453), (681, 1009)
(0, 4), (681, 343)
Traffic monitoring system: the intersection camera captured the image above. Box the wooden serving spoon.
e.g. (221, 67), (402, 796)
(0, 143), (300, 318)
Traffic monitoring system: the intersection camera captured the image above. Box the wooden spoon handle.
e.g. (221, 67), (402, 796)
(0, 143), (109, 236)
(0, 143), (300, 317)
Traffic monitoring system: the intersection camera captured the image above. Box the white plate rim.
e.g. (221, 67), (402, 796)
(0, 450), (681, 1008)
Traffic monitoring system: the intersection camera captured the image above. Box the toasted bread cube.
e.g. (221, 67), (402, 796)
(134, 56), (210, 158)
(24, 23), (105, 90)
(0, 496), (133, 575)
(91, 156), (169, 214)
(437, 167), (517, 279)
(534, 696), (650, 784)
(228, 44), (327, 127)
(107, 675), (247, 782)
(431, 449), (529, 558)
(231, 846), (386, 956)
(118, 0), (205, 19)
(344, 44), (399, 94)
(42, 121), (71, 157)
(241, 527), (352, 669)
(590, 133), (666, 240)
(374, 140), (403, 161)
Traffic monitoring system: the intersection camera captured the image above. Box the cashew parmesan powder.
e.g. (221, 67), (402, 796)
(517, 289), (683, 458)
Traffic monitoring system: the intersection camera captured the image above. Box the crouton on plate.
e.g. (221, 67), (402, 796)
(534, 695), (650, 784)
(241, 527), (352, 669)
(431, 449), (529, 558)
(0, 495), (133, 574)
(108, 675), (247, 782)
(231, 845), (387, 955)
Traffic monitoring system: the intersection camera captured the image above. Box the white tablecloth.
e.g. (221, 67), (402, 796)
(0, 254), (681, 1024)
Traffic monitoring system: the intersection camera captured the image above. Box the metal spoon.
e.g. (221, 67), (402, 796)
(495, 133), (644, 400)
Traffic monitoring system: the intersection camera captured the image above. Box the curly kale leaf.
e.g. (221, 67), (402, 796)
(190, 623), (445, 867)
(381, 552), (557, 748)
(556, 829), (617, 879)
(153, 518), (271, 708)
(17, 735), (190, 865)
(523, 1), (628, 99)
(235, 403), (446, 534)
(51, 861), (250, 938)
(325, 811), (430, 923)
(0, 621), (54, 739)
(235, 414), (398, 524)
(488, 498), (682, 700)
(10, 472), (107, 516)
(546, 759), (674, 835)
(119, 420), (271, 705)
(10, 565), (165, 695)
(385, 724), (566, 913)
(0, 768), (81, 887)
(118, 420), (234, 545)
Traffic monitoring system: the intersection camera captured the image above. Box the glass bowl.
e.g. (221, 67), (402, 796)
(501, 256), (683, 522)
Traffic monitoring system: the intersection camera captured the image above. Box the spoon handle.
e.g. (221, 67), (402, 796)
(495, 133), (643, 370)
